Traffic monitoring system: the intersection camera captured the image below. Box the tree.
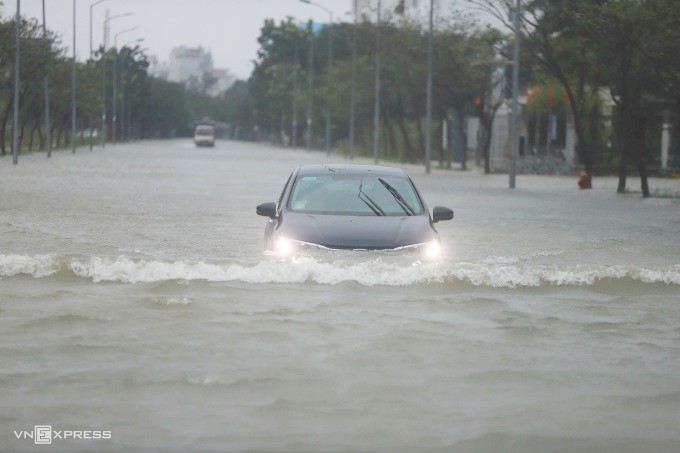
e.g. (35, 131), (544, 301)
(0, 16), (58, 154)
(575, 0), (669, 197)
(474, 0), (600, 186)
(138, 77), (188, 138)
(476, 0), (679, 195)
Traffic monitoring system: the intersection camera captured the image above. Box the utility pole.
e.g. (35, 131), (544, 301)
(72, 0), (77, 154)
(325, 11), (333, 156)
(90, 0), (106, 58)
(349, 0), (357, 159)
(113, 27), (137, 145)
(292, 37), (298, 148)
(509, 0), (520, 189)
(13, 0), (20, 165)
(101, 10), (108, 148)
(101, 11), (133, 148)
(89, 0), (107, 151)
(373, 0), (381, 164)
(299, 0), (333, 155)
(306, 20), (314, 152)
(425, 0), (434, 174)
(42, 0), (52, 158)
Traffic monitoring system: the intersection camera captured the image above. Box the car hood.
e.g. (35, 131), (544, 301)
(279, 212), (436, 249)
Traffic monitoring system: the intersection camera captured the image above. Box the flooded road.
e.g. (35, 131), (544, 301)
(1, 140), (679, 452)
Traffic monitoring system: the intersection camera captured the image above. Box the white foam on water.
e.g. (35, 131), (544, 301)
(0, 254), (60, 278)
(1, 254), (679, 287)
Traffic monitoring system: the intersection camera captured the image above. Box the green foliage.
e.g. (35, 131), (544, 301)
(476, 0), (680, 192)
(0, 11), (226, 151)
(225, 10), (509, 159)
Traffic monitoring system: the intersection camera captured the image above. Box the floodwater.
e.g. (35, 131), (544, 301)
(1, 140), (679, 452)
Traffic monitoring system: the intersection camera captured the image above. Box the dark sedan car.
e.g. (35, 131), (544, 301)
(256, 164), (453, 257)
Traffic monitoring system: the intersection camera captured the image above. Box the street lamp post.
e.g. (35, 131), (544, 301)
(12, 0), (20, 165)
(509, 0), (520, 189)
(300, 0), (333, 156)
(101, 11), (133, 148)
(305, 20), (314, 152)
(42, 0), (51, 158)
(71, 0), (77, 154)
(425, 0), (434, 173)
(113, 27), (137, 145)
(119, 38), (142, 142)
(88, 1), (106, 150)
(292, 36), (299, 148)
(89, 0), (106, 58)
(373, 0), (382, 164)
(349, 0), (357, 159)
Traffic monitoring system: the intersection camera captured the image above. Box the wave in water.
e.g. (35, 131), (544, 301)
(1, 254), (679, 287)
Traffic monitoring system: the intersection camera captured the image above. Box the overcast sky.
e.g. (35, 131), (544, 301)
(0, 0), (378, 78)
(1, 0), (490, 80)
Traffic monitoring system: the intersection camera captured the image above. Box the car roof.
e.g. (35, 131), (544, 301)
(296, 164), (408, 177)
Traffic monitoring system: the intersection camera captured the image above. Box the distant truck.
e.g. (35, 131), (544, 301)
(193, 124), (215, 147)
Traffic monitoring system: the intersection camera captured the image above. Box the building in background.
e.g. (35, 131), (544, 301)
(167, 46), (213, 85)
(149, 46), (235, 97)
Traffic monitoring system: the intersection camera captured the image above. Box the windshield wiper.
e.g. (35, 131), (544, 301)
(358, 179), (385, 216)
(378, 178), (416, 216)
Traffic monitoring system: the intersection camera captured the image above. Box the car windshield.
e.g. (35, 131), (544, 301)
(288, 173), (423, 216)
(196, 127), (213, 135)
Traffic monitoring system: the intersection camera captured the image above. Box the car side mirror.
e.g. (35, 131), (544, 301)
(256, 202), (277, 219)
(432, 206), (454, 223)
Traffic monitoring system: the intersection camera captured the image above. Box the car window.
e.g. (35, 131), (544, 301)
(288, 174), (423, 216)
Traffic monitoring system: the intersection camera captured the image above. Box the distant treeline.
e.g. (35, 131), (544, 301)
(0, 12), (225, 154)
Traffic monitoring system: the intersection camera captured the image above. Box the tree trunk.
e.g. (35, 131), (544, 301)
(396, 113), (415, 163)
(384, 114), (398, 160)
(436, 115), (444, 168)
(65, 117), (72, 147)
(554, 57), (594, 188)
(455, 110), (467, 171)
(19, 120), (28, 153)
(617, 150), (628, 193)
(0, 97), (14, 156)
(482, 126), (492, 174)
(638, 155), (649, 197)
(476, 96), (501, 175)
(38, 121), (45, 149)
(616, 109), (630, 193)
(480, 112), (495, 175)
(52, 126), (59, 149)
(634, 115), (649, 197)
(415, 117), (425, 161)
(447, 115), (453, 170)
(577, 121), (594, 188)
(56, 123), (63, 148)
(395, 95), (415, 163)
(28, 120), (39, 151)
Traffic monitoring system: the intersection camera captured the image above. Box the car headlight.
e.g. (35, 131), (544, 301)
(272, 237), (330, 256)
(424, 239), (441, 258)
(275, 236), (295, 255)
(389, 239), (442, 258)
